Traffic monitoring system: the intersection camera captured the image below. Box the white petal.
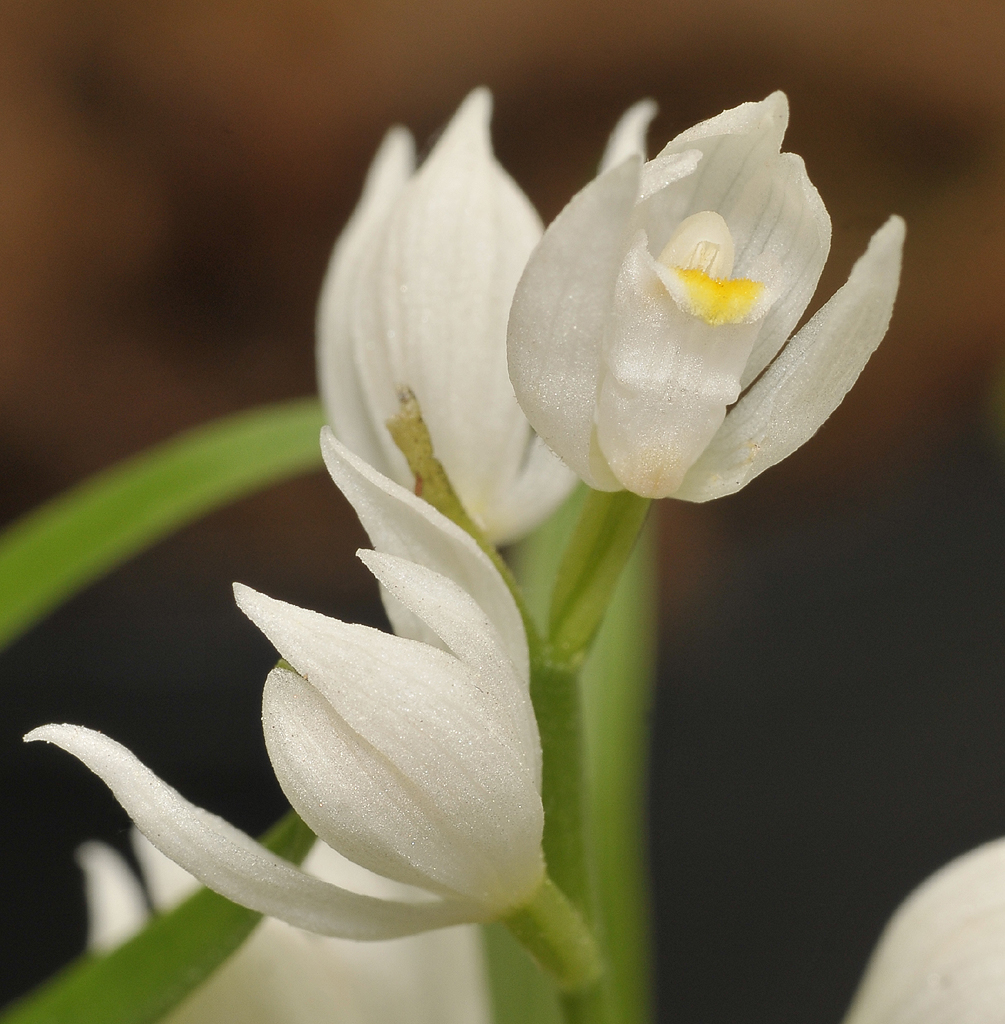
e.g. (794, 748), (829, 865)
(676, 216), (905, 501)
(508, 157), (641, 487)
(75, 841), (149, 953)
(357, 549), (541, 785)
(356, 550), (529, 692)
(672, 91), (790, 151)
(637, 148), (702, 203)
(629, 93), (829, 388)
(319, 429), (527, 680)
(843, 837), (1005, 1024)
(480, 436), (578, 546)
(599, 99), (658, 173)
(26, 725), (476, 939)
(350, 88), (544, 543)
(594, 231), (761, 496)
(132, 829), (200, 912)
(261, 661), (544, 910)
(318, 127), (416, 478)
(732, 152), (831, 388)
(633, 92), (791, 254)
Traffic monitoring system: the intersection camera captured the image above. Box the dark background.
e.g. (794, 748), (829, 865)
(1, 1), (1004, 1021)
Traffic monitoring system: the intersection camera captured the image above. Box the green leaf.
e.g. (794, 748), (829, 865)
(1, 811), (316, 1024)
(0, 399), (325, 653)
(548, 491), (651, 667)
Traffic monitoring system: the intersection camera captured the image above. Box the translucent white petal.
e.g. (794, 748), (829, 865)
(480, 436), (578, 546)
(637, 148), (702, 203)
(676, 216), (905, 501)
(75, 841), (149, 952)
(317, 127), (416, 477)
(26, 725), (475, 939)
(260, 660), (544, 910)
(634, 92), (791, 255)
(843, 837), (1005, 1024)
(238, 546), (544, 908)
(132, 829), (199, 911)
(595, 232), (761, 496)
(626, 93), (829, 390)
(733, 152), (831, 388)
(350, 88), (544, 542)
(599, 99), (657, 173)
(508, 157), (641, 487)
(671, 91), (790, 151)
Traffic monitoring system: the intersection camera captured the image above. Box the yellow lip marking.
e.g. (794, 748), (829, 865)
(671, 268), (764, 327)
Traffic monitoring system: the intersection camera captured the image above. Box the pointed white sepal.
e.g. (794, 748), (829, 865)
(27, 725), (479, 939)
(676, 216), (905, 501)
(599, 99), (658, 173)
(318, 126), (416, 476)
(508, 157), (642, 488)
(318, 88), (575, 544)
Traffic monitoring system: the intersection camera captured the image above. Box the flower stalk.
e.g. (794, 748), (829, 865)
(503, 878), (602, 993)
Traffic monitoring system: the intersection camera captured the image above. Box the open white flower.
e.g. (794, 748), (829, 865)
(508, 92), (905, 500)
(317, 88), (575, 543)
(27, 428), (544, 939)
(77, 833), (491, 1024)
(842, 836), (1005, 1024)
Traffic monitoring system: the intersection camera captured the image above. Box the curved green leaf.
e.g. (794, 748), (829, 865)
(0, 399), (325, 652)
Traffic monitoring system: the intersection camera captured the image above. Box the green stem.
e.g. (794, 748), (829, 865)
(560, 985), (609, 1024)
(0, 398), (326, 653)
(532, 658), (591, 918)
(549, 490), (651, 667)
(502, 877), (602, 993)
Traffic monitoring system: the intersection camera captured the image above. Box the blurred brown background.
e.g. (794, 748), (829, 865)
(1, 0), (1004, 1020)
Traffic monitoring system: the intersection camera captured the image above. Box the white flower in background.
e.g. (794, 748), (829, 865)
(77, 832), (490, 1024)
(27, 428), (544, 938)
(508, 92), (905, 500)
(317, 87), (575, 544)
(842, 836), (1005, 1024)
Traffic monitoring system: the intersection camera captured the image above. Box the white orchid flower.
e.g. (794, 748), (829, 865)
(508, 92), (905, 500)
(77, 832), (490, 1024)
(317, 87), (575, 544)
(842, 836), (1005, 1024)
(27, 428), (544, 939)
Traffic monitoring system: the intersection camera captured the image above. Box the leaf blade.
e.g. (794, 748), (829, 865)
(0, 399), (326, 652)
